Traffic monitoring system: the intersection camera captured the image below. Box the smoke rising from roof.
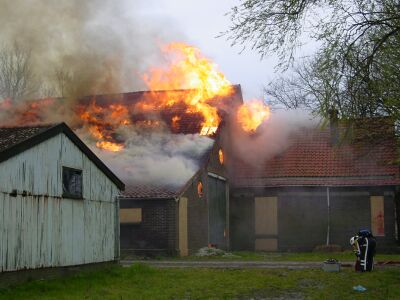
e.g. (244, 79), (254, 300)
(226, 109), (319, 170)
(85, 127), (214, 187)
(0, 0), (175, 100)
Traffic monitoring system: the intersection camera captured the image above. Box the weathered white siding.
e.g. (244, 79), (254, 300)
(0, 133), (120, 272)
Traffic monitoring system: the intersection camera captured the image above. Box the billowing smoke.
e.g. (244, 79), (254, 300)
(0, 0), (172, 101)
(0, 0), (218, 187)
(225, 108), (319, 172)
(85, 127), (214, 187)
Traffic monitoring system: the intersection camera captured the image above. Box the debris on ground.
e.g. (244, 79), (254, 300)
(195, 247), (238, 258)
(353, 285), (367, 292)
(322, 258), (341, 272)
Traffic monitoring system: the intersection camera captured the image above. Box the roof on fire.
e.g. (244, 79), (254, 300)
(117, 86), (242, 200)
(0, 123), (125, 190)
(80, 84), (244, 135)
(233, 118), (400, 187)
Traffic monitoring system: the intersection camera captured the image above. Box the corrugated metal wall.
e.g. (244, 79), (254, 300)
(0, 133), (120, 272)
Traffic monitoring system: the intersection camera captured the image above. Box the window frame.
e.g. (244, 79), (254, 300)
(62, 166), (83, 200)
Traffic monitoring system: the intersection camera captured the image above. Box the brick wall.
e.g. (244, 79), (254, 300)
(120, 199), (177, 255)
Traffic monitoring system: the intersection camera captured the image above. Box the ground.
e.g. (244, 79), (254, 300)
(1, 252), (400, 299)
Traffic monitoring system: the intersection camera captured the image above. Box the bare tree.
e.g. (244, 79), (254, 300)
(54, 67), (73, 98)
(227, 0), (400, 120)
(0, 43), (39, 101)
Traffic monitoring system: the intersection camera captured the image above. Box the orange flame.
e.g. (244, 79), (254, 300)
(78, 100), (128, 151)
(237, 100), (271, 133)
(143, 42), (234, 135)
(1, 42), (273, 153)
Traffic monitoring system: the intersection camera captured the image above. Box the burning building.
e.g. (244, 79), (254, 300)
(230, 116), (400, 252)
(0, 123), (124, 273)
(117, 86), (243, 256)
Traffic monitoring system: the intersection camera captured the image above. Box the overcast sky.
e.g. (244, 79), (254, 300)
(135, 0), (280, 100)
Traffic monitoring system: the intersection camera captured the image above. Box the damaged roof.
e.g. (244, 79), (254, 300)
(115, 86), (242, 200)
(0, 123), (125, 190)
(80, 85), (243, 135)
(233, 119), (400, 187)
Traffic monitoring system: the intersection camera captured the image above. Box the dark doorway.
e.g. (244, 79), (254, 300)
(208, 176), (227, 249)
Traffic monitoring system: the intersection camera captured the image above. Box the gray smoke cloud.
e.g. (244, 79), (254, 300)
(86, 127), (214, 187)
(0, 0), (177, 100)
(227, 109), (319, 170)
(0, 0), (216, 188)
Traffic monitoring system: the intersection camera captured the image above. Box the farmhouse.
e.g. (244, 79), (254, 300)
(230, 117), (400, 252)
(119, 86), (243, 256)
(0, 123), (124, 273)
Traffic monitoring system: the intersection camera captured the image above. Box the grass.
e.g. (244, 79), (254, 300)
(144, 251), (400, 262)
(0, 264), (399, 299)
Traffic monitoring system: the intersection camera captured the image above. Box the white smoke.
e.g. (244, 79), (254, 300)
(228, 108), (319, 168)
(87, 127), (214, 187)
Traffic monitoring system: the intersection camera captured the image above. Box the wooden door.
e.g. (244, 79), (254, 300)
(254, 197), (278, 251)
(208, 176), (227, 249)
(179, 197), (188, 256)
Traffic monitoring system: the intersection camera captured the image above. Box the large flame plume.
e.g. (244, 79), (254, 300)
(237, 100), (271, 133)
(141, 42), (234, 136)
(0, 42), (271, 152)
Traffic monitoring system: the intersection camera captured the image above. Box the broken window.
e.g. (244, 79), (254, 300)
(62, 167), (83, 199)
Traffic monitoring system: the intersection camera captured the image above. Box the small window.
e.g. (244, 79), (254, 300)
(62, 167), (83, 199)
(120, 208), (142, 224)
(197, 181), (203, 197)
(218, 148), (224, 165)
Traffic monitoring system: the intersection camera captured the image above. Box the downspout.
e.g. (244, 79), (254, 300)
(326, 186), (330, 246)
(115, 193), (120, 261)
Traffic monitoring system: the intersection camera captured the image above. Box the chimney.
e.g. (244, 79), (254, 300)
(329, 108), (339, 144)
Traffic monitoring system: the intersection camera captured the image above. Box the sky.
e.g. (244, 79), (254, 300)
(135, 0), (280, 100)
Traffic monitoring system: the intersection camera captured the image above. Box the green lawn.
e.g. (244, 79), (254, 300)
(145, 251), (400, 262)
(0, 264), (399, 299)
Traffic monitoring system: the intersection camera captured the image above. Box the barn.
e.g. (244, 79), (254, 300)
(230, 117), (400, 252)
(0, 122), (124, 273)
(118, 86), (243, 256)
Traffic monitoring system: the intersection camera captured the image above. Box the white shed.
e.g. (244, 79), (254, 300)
(0, 123), (124, 272)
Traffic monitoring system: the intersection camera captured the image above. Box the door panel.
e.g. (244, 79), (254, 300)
(255, 197), (278, 251)
(179, 197), (188, 256)
(208, 176), (227, 249)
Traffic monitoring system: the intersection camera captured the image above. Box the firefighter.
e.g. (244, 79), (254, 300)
(350, 229), (376, 272)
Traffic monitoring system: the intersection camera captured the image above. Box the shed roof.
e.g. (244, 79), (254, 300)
(233, 119), (400, 187)
(120, 185), (181, 200)
(0, 123), (125, 190)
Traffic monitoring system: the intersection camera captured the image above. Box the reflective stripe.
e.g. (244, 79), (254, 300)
(363, 238), (369, 271)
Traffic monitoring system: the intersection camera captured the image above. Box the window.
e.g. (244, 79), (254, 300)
(62, 167), (83, 199)
(218, 148), (224, 165)
(197, 181), (203, 197)
(120, 208), (142, 224)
